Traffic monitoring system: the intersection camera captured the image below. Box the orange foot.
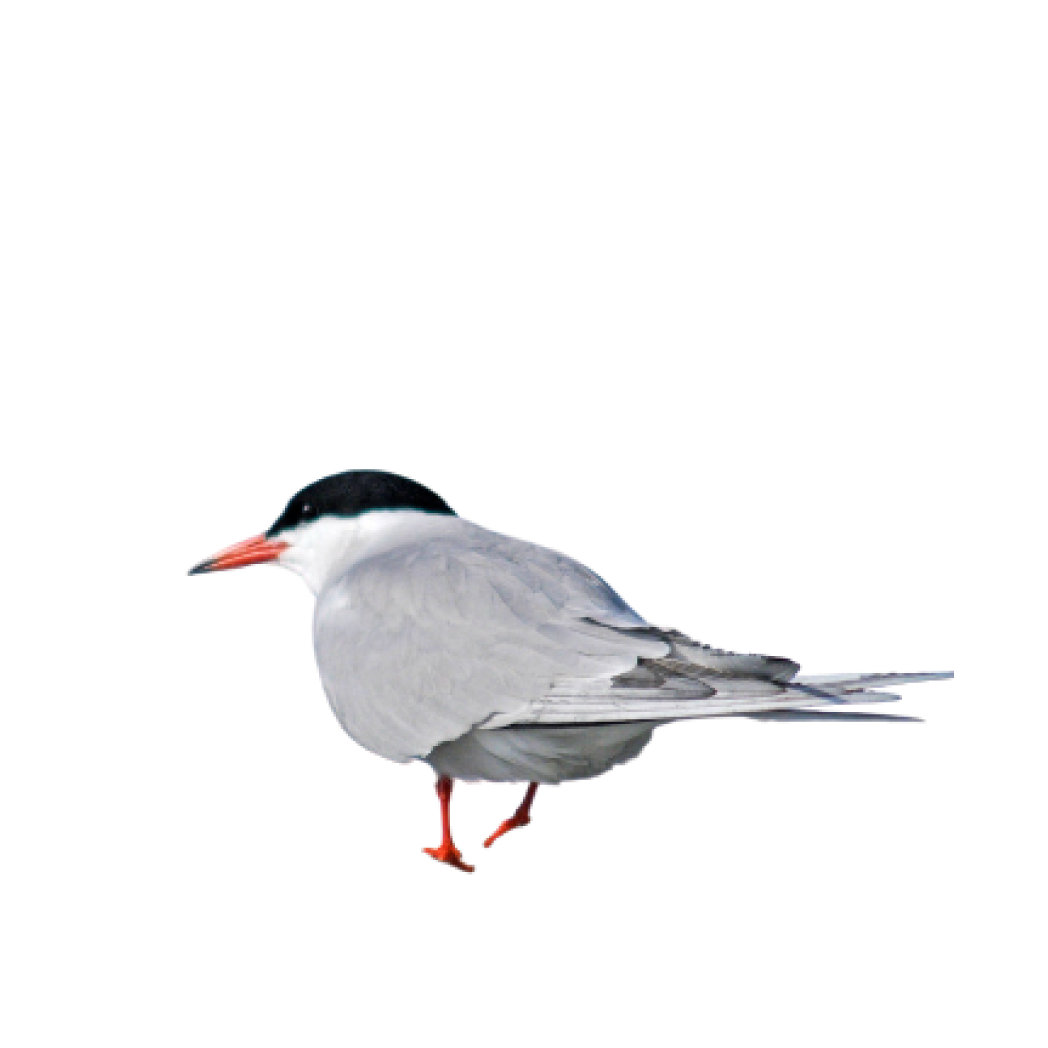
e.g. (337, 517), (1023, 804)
(423, 841), (475, 873)
(484, 811), (531, 849)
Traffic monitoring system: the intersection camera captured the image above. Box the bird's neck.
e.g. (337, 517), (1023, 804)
(279, 510), (462, 594)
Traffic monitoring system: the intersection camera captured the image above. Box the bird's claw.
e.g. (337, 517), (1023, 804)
(423, 842), (475, 873)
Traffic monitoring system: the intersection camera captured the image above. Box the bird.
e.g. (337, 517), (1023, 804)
(189, 469), (951, 872)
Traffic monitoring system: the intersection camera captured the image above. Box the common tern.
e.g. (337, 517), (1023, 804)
(190, 469), (951, 872)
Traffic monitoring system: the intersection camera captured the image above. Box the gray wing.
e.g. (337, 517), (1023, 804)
(313, 525), (667, 761)
(313, 523), (918, 763)
(482, 666), (959, 725)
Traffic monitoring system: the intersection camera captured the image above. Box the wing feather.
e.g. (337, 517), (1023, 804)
(312, 520), (940, 762)
(313, 524), (666, 761)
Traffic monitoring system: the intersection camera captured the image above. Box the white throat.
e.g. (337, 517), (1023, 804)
(275, 510), (458, 594)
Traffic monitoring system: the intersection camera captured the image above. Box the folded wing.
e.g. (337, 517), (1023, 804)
(313, 522), (949, 762)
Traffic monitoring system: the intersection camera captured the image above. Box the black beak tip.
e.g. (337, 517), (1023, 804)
(188, 560), (215, 576)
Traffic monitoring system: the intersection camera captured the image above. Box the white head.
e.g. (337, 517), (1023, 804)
(189, 470), (458, 594)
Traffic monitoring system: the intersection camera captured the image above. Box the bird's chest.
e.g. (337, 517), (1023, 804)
(306, 599), (446, 762)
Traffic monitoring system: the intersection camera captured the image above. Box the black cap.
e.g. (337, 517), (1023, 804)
(265, 470), (455, 537)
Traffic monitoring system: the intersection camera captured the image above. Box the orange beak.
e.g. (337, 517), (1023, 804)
(188, 534), (289, 575)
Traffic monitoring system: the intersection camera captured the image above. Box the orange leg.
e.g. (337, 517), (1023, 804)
(484, 782), (539, 848)
(423, 776), (474, 873)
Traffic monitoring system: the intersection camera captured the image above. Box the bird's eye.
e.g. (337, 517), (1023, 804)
(301, 503), (312, 516)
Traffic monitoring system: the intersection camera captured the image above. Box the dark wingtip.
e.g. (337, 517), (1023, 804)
(188, 560), (215, 576)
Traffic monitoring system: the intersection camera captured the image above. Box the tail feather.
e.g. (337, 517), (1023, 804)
(491, 671), (952, 729)
(749, 709), (924, 723)
(795, 671), (953, 692)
